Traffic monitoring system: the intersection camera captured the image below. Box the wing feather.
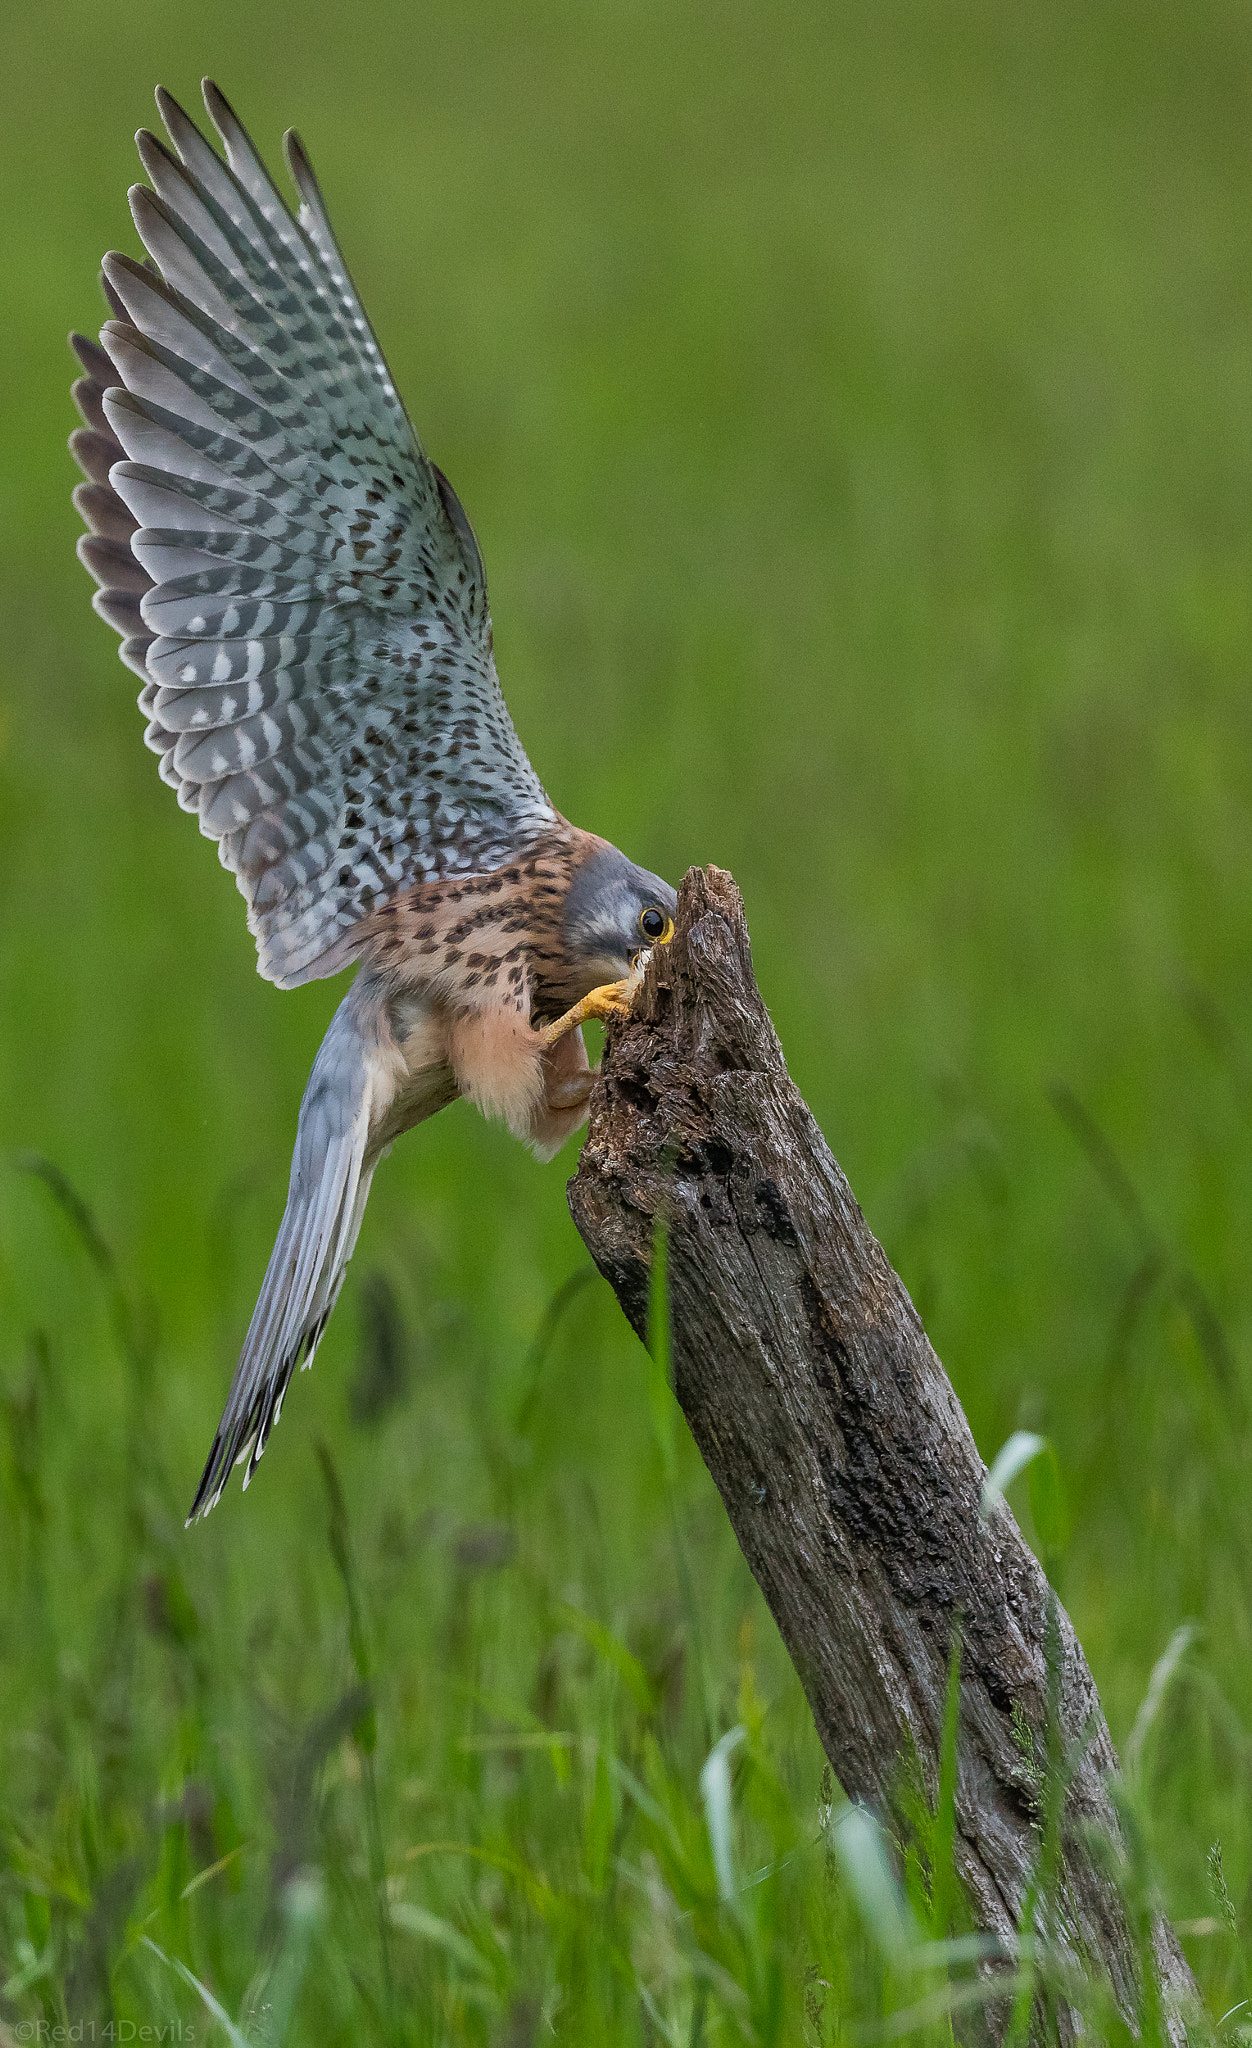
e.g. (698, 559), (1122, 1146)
(71, 81), (556, 987)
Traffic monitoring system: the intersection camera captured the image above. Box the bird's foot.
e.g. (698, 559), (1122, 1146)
(537, 968), (643, 1049)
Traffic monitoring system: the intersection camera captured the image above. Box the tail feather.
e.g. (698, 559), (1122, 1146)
(187, 988), (380, 1523)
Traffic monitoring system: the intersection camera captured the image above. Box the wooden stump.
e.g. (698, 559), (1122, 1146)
(567, 864), (1195, 2044)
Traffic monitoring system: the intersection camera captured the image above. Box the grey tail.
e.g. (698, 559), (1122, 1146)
(187, 988), (378, 1523)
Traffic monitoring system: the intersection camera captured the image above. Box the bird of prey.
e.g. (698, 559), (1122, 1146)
(69, 80), (676, 1522)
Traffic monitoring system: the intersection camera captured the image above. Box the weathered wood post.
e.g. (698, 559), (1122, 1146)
(567, 865), (1195, 2044)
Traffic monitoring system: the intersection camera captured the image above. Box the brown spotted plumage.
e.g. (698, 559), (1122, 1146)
(69, 82), (677, 1519)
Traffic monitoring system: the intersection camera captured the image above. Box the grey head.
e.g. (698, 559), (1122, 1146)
(563, 842), (678, 991)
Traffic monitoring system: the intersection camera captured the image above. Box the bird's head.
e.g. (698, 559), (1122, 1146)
(563, 842), (678, 991)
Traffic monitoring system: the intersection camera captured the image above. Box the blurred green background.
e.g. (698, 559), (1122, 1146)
(4, 0), (1252, 2038)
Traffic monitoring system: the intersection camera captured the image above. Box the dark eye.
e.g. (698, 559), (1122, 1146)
(639, 907), (670, 942)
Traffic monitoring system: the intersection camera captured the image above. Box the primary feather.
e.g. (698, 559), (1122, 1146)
(71, 79), (556, 989)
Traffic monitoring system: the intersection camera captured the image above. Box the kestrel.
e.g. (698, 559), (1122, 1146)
(69, 81), (676, 1521)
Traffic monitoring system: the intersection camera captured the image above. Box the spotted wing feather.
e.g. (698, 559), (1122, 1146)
(70, 80), (556, 989)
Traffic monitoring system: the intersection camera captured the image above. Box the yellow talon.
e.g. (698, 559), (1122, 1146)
(538, 971), (641, 1049)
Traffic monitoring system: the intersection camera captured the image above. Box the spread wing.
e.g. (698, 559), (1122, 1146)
(69, 80), (557, 989)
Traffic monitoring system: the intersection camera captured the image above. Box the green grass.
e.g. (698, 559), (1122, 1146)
(5, 0), (1252, 2036)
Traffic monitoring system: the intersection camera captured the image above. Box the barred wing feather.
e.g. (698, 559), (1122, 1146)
(70, 80), (555, 989)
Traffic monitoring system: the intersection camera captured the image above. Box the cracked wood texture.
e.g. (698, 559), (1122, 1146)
(567, 865), (1194, 2044)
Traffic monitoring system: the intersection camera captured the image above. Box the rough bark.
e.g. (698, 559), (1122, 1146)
(567, 865), (1196, 2043)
